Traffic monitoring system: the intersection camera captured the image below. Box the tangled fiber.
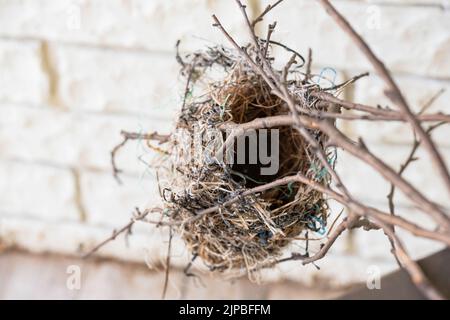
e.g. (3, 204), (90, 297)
(161, 45), (335, 280)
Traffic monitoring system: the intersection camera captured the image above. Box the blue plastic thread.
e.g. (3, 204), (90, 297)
(315, 67), (337, 89)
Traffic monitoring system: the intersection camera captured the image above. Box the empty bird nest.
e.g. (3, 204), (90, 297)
(156, 44), (336, 279)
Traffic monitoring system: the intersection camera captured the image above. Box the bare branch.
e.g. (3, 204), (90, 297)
(161, 227), (173, 299)
(252, 0), (284, 27)
(304, 48), (313, 83)
(111, 130), (170, 184)
(82, 207), (161, 258)
(313, 87), (450, 123)
(375, 219), (445, 300)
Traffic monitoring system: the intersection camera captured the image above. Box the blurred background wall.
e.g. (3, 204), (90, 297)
(0, 0), (449, 291)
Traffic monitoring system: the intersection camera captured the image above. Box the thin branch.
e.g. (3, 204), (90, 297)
(273, 215), (379, 266)
(386, 122), (445, 265)
(323, 72), (369, 91)
(263, 22), (277, 58)
(301, 215), (357, 264)
(387, 125), (444, 215)
(261, 39), (306, 67)
(82, 207), (158, 258)
(111, 130), (170, 184)
(252, 0), (284, 27)
(282, 53), (298, 83)
(304, 48), (313, 83)
(212, 14), (278, 92)
(419, 88), (445, 115)
(313, 88), (450, 123)
(161, 227), (173, 300)
(374, 219), (444, 300)
(175, 39), (185, 68)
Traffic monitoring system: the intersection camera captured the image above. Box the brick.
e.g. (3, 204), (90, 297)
(260, 0), (450, 79)
(0, 160), (79, 222)
(52, 44), (182, 117)
(0, 0), (250, 52)
(0, 104), (172, 173)
(0, 39), (48, 104)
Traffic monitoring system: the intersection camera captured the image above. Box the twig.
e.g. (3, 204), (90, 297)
(175, 39), (185, 68)
(418, 88), (445, 115)
(183, 254), (198, 278)
(261, 39), (306, 67)
(82, 207), (156, 258)
(161, 227), (173, 300)
(386, 122), (445, 265)
(304, 48), (313, 83)
(387, 124), (444, 215)
(301, 216), (357, 265)
(212, 14), (277, 92)
(180, 56), (198, 114)
(111, 130), (170, 184)
(374, 219), (444, 300)
(263, 22), (277, 58)
(274, 215), (379, 266)
(282, 53), (298, 83)
(313, 91), (450, 123)
(323, 72), (369, 91)
(252, 0), (284, 27)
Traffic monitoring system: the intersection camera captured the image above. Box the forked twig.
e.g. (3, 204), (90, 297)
(161, 227), (173, 299)
(111, 130), (170, 184)
(82, 207), (159, 258)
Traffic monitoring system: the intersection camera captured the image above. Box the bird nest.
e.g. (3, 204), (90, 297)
(161, 45), (335, 279)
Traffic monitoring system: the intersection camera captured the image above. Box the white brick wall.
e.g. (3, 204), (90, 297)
(0, 160), (79, 222)
(0, 0), (251, 51)
(0, 39), (48, 104)
(0, 0), (449, 287)
(52, 45), (182, 117)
